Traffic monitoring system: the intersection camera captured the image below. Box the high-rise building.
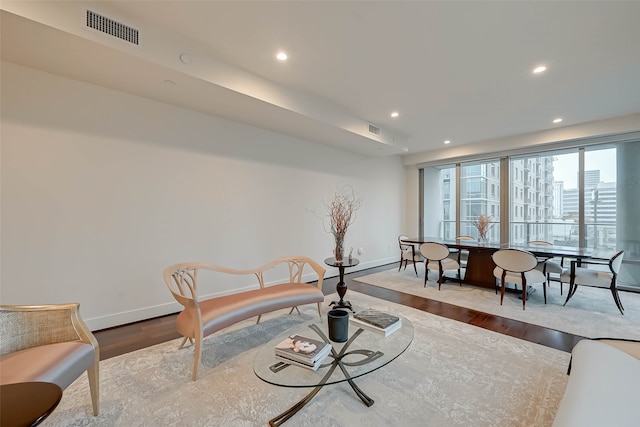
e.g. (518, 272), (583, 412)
(562, 173), (617, 249)
(553, 181), (564, 218)
(584, 170), (601, 189)
(508, 155), (556, 243)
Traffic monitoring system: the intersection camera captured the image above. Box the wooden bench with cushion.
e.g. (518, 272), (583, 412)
(163, 255), (325, 380)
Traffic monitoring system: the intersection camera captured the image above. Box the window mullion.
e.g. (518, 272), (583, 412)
(455, 163), (461, 238)
(578, 148), (586, 247)
(500, 157), (510, 244)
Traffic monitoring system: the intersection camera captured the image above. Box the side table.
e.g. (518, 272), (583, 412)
(324, 256), (359, 312)
(0, 382), (63, 427)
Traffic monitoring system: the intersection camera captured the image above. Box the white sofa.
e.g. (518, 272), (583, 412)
(553, 339), (640, 427)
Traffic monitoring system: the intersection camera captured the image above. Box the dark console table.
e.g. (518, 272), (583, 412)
(325, 256), (359, 312)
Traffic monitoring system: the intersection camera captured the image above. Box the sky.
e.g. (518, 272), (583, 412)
(552, 148), (616, 189)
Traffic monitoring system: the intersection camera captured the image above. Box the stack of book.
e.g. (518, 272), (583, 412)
(274, 334), (332, 371)
(350, 308), (402, 336)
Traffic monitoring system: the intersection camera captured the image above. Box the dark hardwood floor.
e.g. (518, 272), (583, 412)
(94, 263), (585, 360)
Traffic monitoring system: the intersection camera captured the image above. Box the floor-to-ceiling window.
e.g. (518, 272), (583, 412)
(508, 146), (618, 251)
(420, 140), (640, 289)
(422, 165), (455, 239)
(460, 160), (500, 242)
(509, 150), (578, 246)
(422, 160), (499, 242)
(584, 146), (617, 251)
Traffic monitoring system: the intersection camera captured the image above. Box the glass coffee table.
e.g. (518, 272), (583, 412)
(254, 315), (414, 426)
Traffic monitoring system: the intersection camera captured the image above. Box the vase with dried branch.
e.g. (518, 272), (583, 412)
(472, 215), (494, 243)
(312, 186), (363, 261)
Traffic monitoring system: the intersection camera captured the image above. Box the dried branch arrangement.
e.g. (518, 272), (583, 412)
(311, 186), (363, 260)
(472, 214), (494, 241)
(328, 191), (360, 238)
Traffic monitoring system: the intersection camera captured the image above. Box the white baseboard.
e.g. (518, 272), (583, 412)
(86, 301), (182, 331)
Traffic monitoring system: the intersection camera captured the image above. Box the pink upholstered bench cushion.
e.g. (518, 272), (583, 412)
(0, 341), (95, 389)
(176, 282), (324, 338)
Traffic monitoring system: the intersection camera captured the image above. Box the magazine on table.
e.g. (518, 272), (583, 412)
(274, 334), (332, 364)
(351, 308), (402, 336)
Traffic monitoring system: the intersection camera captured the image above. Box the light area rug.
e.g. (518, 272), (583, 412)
(355, 267), (640, 340)
(43, 292), (569, 427)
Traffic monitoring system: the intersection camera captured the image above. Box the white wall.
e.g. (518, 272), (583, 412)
(0, 62), (406, 329)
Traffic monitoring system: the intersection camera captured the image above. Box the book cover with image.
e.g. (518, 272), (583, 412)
(274, 334), (332, 363)
(353, 309), (401, 330)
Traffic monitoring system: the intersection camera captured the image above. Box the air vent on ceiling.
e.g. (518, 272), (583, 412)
(368, 123), (381, 136)
(86, 10), (139, 45)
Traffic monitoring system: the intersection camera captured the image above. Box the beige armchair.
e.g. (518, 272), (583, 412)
(0, 303), (99, 415)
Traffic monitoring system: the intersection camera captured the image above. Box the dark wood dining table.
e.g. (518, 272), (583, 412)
(401, 237), (610, 289)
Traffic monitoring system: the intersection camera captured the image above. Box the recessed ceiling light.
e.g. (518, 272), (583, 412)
(444, 140), (451, 144)
(553, 118), (563, 123)
(390, 112), (399, 118)
(276, 52), (288, 61)
(533, 65), (547, 74)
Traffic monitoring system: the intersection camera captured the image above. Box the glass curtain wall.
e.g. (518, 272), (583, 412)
(422, 165), (455, 239)
(422, 160), (500, 242)
(460, 161), (500, 241)
(509, 146), (618, 251)
(509, 150), (578, 246)
(421, 140), (639, 288)
(584, 146), (617, 251)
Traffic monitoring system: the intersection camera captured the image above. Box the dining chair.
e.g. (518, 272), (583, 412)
(560, 251), (625, 315)
(492, 249), (547, 310)
(420, 242), (462, 290)
(527, 240), (567, 295)
(451, 235), (475, 269)
(398, 235), (420, 276)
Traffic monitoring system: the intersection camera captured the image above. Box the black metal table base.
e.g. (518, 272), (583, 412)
(268, 325), (381, 426)
(329, 299), (353, 311)
(324, 257), (359, 314)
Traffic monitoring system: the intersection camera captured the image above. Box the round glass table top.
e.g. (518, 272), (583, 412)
(253, 314), (413, 388)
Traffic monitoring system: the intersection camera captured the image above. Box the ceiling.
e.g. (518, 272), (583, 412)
(2, 1), (640, 157)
